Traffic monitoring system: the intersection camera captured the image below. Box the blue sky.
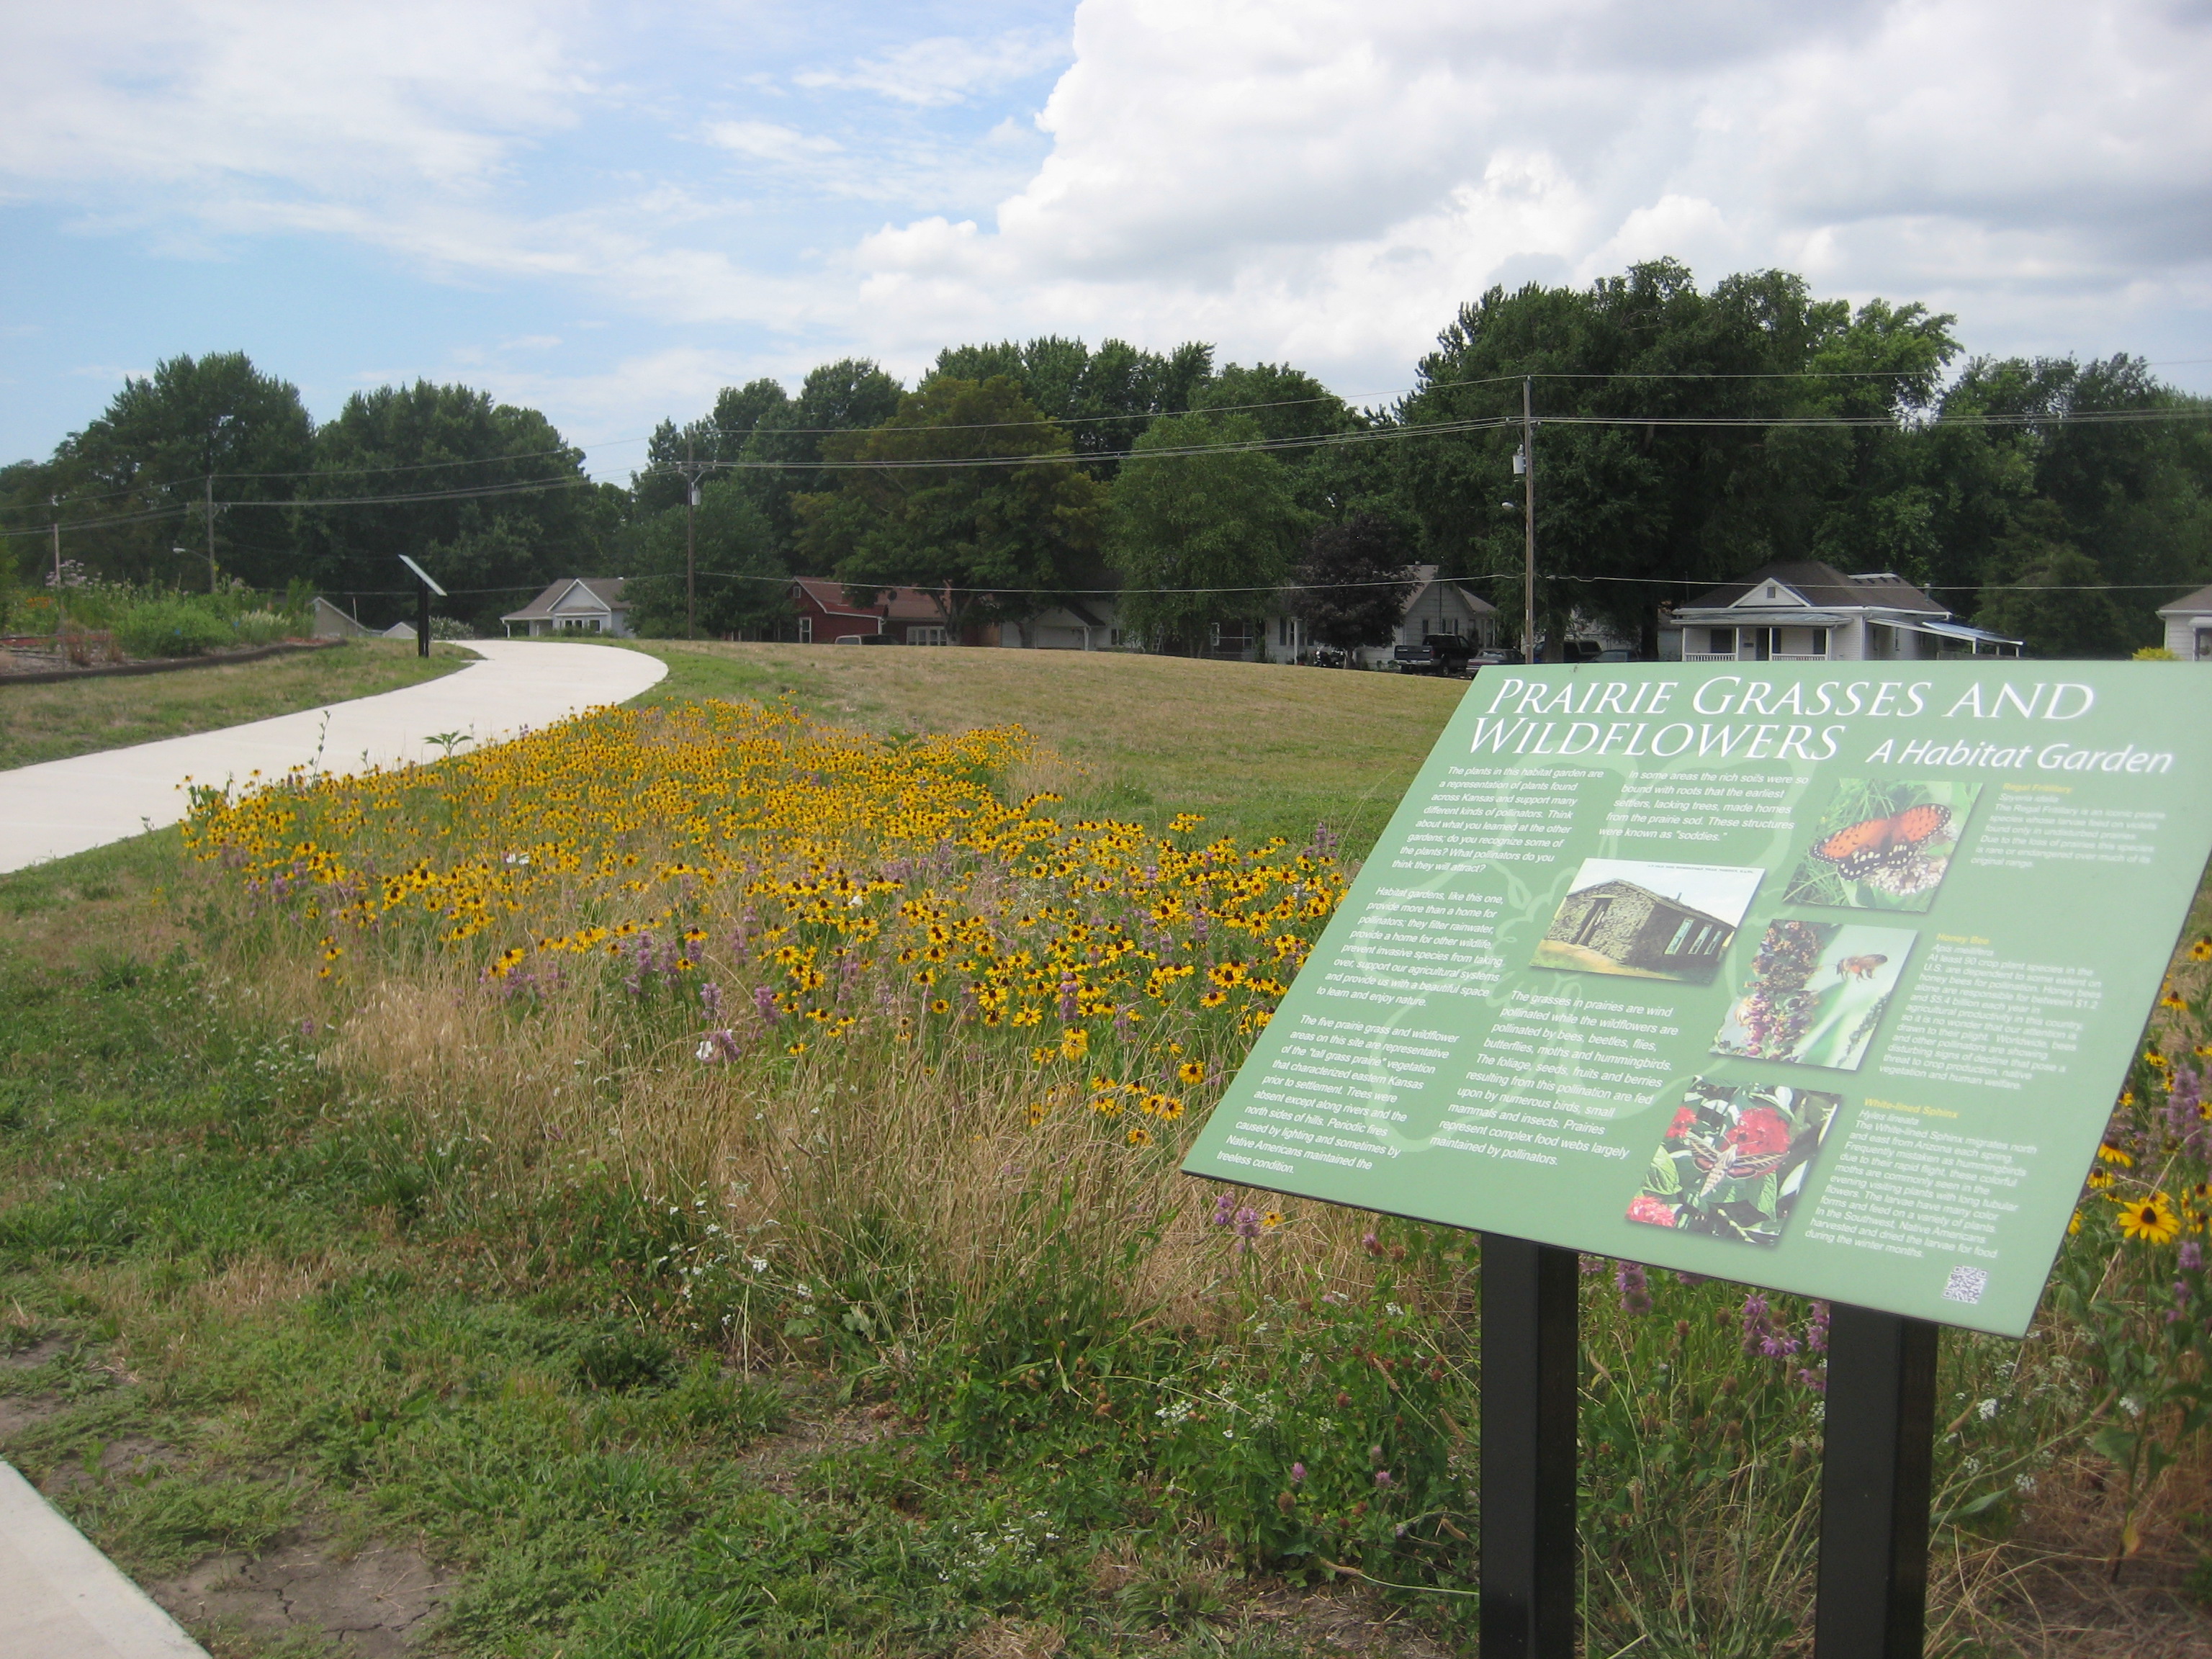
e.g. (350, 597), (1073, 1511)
(6, 1), (2211, 479)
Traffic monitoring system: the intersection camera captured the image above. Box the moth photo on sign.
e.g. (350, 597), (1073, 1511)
(1710, 920), (1918, 1071)
(1627, 1078), (1841, 1248)
(1781, 779), (1982, 913)
(1531, 858), (1763, 986)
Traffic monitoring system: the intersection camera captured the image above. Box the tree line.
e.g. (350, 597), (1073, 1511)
(5, 258), (2208, 657)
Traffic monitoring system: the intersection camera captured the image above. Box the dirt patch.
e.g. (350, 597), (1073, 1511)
(732, 1398), (911, 1495)
(1, 1335), (68, 1370)
(0, 1394), (67, 1438)
(154, 1527), (445, 1656)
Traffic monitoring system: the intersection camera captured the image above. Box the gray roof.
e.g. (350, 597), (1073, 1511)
(2158, 583), (2212, 618)
(1683, 561), (1946, 616)
(501, 577), (627, 623)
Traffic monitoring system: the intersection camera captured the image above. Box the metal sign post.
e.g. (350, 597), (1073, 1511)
(1479, 1236), (1579, 1659)
(1815, 1307), (1939, 1658)
(398, 555), (446, 660)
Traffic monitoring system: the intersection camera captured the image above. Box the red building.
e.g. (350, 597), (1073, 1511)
(785, 578), (992, 647)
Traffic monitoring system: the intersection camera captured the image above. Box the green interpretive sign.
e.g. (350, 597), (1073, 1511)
(1183, 663), (2212, 1336)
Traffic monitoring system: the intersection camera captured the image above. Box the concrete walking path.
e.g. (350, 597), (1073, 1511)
(0, 639), (667, 876)
(0, 1463), (207, 1658)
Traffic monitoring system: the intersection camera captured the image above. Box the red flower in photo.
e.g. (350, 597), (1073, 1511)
(1668, 1106), (1699, 1138)
(1627, 1195), (1678, 1228)
(1724, 1106), (1791, 1159)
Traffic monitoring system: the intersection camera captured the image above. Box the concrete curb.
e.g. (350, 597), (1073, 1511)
(0, 1462), (207, 1658)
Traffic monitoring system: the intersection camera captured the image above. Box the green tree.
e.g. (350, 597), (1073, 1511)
(1933, 356), (2212, 653)
(928, 336), (1214, 477)
(1397, 261), (1958, 652)
(22, 353), (314, 588)
(1106, 412), (1308, 653)
(793, 376), (1107, 631)
(293, 382), (615, 630)
(623, 474), (788, 639)
(740, 360), (906, 553)
(1290, 513), (1418, 657)
(1975, 500), (2131, 657)
(633, 379), (792, 518)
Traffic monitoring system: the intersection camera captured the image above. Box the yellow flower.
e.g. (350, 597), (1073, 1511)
(2086, 1169), (2116, 1190)
(2068, 1208), (2082, 1236)
(2192, 937), (2212, 963)
(2098, 1141), (2134, 1167)
(2113, 1192), (2181, 1245)
(1199, 990), (1228, 1009)
(1261, 1210), (1284, 1228)
(1125, 1124), (1154, 1146)
(1177, 1060), (1206, 1085)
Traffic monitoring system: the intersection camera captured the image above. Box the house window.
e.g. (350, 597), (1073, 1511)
(1708, 629), (1732, 655)
(909, 626), (949, 646)
(798, 616), (814, 644)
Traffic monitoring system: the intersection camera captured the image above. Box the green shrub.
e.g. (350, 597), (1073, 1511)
(114, 598), (233, 659)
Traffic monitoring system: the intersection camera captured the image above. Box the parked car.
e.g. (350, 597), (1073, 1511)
(1392, 636), (1478, 676)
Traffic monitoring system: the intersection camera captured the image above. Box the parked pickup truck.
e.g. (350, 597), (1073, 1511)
(1391, 637), (1476, 676)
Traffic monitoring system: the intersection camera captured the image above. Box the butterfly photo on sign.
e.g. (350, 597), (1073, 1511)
(1626, 1078), (1841, 1248)
(1780, 779), (1982, 913)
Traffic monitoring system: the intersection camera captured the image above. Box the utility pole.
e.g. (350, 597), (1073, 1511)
(1521, 376), (1538, 665)
(50, 495), (60, 590)
(205, 475), (217, 593)
(685, 433), (698, 642)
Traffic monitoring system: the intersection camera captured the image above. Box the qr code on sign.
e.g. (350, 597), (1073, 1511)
(1942, 1266), (1990, 1305)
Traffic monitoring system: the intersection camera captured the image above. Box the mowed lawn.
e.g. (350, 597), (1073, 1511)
(0, 639), (469, 771)
(627, 640), (1471, 852)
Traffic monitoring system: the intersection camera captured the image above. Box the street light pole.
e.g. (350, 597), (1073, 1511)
(1521, 376), (1537, 665)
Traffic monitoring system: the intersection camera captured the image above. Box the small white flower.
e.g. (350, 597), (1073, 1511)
(1385, 1303), (1404, 1316)
(696, 1039), (716, 1061)
(793, 1282), (812, 1298)
(1977, 1398), (1999, 1421)
(749, 1256), (768, 1273)
(2015, 1474), (2037, 1495)
(2121, 1393), (2144, 1418)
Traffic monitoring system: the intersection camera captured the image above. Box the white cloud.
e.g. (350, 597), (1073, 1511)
(705, 120), (842, 163)
(842, 0), (2212, 387)
(6, 0), (2211, 461)
(0, 0), (587, 196)
(794, 29), (1069, 107)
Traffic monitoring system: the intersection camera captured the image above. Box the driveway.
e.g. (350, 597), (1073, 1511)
(0, 640), (667, 876)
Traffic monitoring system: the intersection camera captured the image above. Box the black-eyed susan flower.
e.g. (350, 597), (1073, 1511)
(2114, 1192), (2181, 1246)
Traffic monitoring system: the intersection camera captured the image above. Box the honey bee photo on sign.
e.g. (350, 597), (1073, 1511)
(1625, 1079), (1840, 1249)
(1710, 920), (1917, 1071)
(1780, 778), (1982, 912)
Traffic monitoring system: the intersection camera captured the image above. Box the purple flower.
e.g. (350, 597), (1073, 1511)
(1373, 1469), (1393, 1488)
(1211, 1191), (1236, 1228)
(752, 985), (780, 1025)
(1233, 1207), (1262, 1251)
(1289, 1462), (1305, 1484)
(1614, 1261), (1651, 1316)
(2182, 1241), (2204, 1272)
(701, 981), (724, 1020)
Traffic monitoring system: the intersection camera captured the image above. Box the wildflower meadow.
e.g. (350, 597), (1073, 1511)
(6, 680), (2211, 1655)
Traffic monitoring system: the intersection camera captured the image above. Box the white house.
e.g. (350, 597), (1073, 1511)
(500, 578), (631, 638)
(2157, 585), (2212, 659)
(1254, 565), (1499, 665)
(1660, 562), (2019, 662)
